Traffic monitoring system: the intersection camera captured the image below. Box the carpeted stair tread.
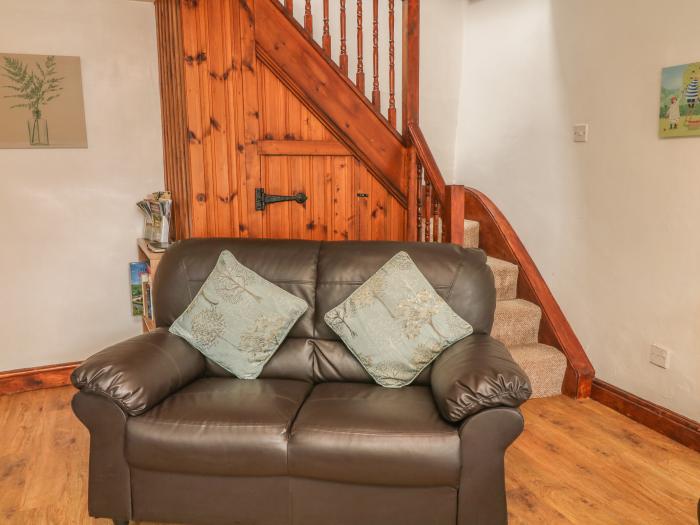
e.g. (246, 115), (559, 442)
(463, 219), (480, 248)
(486, 257), (519, 301)
(508, 343), (567, 398)
(492, 299), (541, 347)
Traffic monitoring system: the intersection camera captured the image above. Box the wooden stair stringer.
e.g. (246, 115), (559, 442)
(254, 0), (407, 205)
(464, 187), (595, 398)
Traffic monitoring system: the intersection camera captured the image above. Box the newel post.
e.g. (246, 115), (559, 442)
(402, 0), (419, 136)
(444, 185), (465, 245)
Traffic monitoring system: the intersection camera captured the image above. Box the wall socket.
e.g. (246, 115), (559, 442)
(573, 123), (589, 142)
(649, 344), (670, 369)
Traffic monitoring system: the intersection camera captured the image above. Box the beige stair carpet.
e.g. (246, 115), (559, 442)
(486, 257), (518, 301)
(463, 219), (479, 248)
(469, 239), (566, 397)
(491, 299), (541, 347)
(509, 344), (567, 398)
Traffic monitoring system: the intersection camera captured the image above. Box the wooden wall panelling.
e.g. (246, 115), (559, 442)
(157, 0), (407, 242)
(331, 156), (355, 240)
(206, 0), (234, 237)
(236, 0), (264, 238)
(155, 0), (191, 239)
(180, 1), (209, 236)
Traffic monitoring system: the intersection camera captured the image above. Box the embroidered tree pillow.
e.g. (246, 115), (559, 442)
(324, 251), (473, 388)
(169, 250), (308, 379)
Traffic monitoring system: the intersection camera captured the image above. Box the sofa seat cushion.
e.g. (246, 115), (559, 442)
(126, 377), (312, 477)
(288, 383), (461, 487)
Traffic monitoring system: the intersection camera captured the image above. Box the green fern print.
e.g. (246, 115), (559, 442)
(1, 55), (63, 120)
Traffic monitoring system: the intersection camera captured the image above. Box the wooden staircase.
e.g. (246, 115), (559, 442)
(153, 0), (594, 398)
(466, 223), (568, 398)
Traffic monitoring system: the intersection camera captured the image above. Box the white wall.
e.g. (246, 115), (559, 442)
(420, 0), (464, 182)
(0, 0), (163, 370)
(454, 0), (700, 420)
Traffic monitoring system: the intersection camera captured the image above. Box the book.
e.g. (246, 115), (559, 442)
(129, 262), (150, 316)
(142, 272), (153, 321)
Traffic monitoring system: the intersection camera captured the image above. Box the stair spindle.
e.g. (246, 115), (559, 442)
(372, 0), (381, 110)
(425, 181), (433, 242)
(433, 200), (441, 243)
(417, 161), (425, 242)
(388, 0), (396, 127)
(304, 0), (313, 34)
(284, 0), (293, 15)
(322, 0), (331, 55)
(340, 0), (348, 74)
(356, 0), (365, 92)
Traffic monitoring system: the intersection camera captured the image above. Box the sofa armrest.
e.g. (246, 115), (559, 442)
(71, 328), (205, 416)
(431, 334), (532, 423)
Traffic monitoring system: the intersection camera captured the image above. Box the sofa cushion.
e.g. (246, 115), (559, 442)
(325, 251), (473, 387)
(288, 383), (461, 487)
(169, 250), (308, 379)
(314, 241), (495, 341)
(126, 378), (312, 477)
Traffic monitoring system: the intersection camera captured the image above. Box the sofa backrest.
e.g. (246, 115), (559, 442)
(153, 238), (496, 385)
(154, 238), (321, 338)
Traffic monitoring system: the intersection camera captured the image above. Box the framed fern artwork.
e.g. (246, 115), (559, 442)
(0, 53), (87, 148)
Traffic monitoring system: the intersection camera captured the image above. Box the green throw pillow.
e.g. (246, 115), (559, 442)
(170, 250), (308, 379)
(325, 251), (473, 388)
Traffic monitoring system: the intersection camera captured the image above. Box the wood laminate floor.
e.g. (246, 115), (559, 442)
(1, 387), (698, 524)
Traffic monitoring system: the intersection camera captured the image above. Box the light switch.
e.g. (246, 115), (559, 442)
(573, 124), (589, 143)
(649, 344), (670, 369)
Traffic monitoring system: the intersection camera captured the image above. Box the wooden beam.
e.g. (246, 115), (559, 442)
(0, 362), (79, 395)
(591, 379), (699, 452)
(258, 139), (350, 156)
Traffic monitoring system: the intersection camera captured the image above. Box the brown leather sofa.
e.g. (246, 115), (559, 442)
(72, 239), (531, 525)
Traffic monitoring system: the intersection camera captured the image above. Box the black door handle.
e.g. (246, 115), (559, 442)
(255, 188), (308, 211)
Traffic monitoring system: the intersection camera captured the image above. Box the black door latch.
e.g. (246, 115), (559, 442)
(255, 188), (308, 211)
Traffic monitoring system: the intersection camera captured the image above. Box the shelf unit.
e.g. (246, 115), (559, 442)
(137, 239), (164, 333)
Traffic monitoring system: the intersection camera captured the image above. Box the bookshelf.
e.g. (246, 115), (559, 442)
(137, 239), (164, 333)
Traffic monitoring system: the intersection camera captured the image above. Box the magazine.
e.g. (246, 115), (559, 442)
(137, 191), (172, 243)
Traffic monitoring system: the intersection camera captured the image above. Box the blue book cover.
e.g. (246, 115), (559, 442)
(129, 262), (149, 316)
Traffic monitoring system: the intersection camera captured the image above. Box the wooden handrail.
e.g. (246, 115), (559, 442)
(404, 122), (594, 397)
(463, 188), (596, 398)
(406, 121), (445, 203)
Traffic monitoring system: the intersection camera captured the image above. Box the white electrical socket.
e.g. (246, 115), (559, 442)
(573, 123), (589, 143)
(649, 344), (670, 369)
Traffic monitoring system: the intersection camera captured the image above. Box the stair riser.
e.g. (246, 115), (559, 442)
(492, 301), (541, 347)
(509, 344), (568, 398)
(486, 258), (519, 301)
(463, 220), (480, 249)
